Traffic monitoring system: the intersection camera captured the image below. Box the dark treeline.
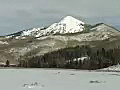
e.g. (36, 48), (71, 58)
(18, 45), (120, 70)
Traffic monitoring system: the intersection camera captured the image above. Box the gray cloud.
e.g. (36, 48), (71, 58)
(0, 0), (120, 35)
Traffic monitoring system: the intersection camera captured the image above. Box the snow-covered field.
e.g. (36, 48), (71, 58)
(0, 69), (120, 90)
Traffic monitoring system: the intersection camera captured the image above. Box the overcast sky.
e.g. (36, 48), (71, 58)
(0, 0), (120, 35)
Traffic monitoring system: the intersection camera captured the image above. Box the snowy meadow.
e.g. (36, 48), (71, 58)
(0, 69), (120, 90)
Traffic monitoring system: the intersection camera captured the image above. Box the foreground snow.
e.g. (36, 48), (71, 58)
(0, 69), (120, 90)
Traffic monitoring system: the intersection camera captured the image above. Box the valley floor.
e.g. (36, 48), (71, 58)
(0, 69), (120, 90)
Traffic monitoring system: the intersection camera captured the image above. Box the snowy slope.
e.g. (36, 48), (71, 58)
(21, 28), (41, 36)
(6, 27), (47, 39)
(100, 64), (120, 71)
(91, 23), (119, 33)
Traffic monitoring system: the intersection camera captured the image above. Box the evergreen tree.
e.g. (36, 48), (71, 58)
(6, 60), (10, 67)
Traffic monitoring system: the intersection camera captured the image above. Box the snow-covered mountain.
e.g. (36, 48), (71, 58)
(1, 15), (120, 65)
(6, 16), (119, 40)
(6, 16), (85, 39)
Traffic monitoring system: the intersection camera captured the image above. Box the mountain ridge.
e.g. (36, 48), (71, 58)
(5, 16), (119, 39)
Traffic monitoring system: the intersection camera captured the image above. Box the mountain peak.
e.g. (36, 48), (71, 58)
(45, 16), (85, 34)
(60, 16), (84, 25)
(62, 16), (77, 21)
(64, 15), (74, 18)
